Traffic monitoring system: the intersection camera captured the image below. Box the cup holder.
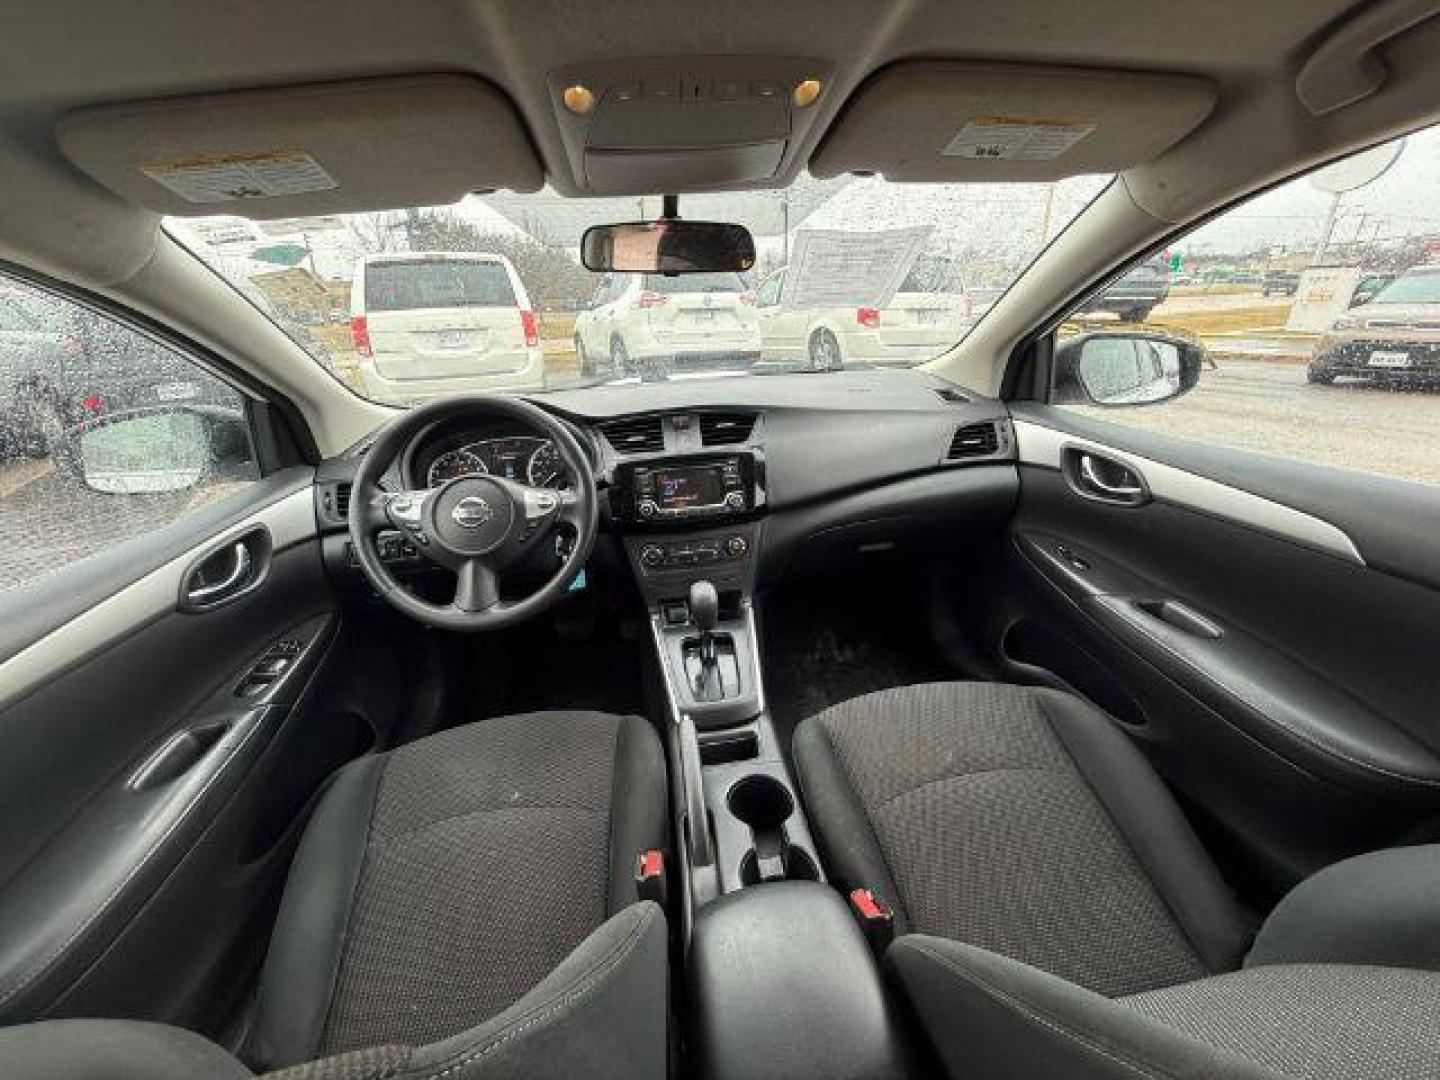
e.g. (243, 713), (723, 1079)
(727, 774), (794, 830)
(740, 845), (820, 886)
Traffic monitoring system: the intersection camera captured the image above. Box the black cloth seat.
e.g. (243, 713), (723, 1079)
(795, 681), (1440, 1079)
(248, 709), (670, 1078)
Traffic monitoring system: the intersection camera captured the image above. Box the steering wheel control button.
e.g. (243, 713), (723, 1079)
(523, 489), (560, 520)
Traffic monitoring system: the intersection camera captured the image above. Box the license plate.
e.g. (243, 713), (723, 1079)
(435, 330), (470, 349)
(154, 381), (197, 401)
(1368, 350), (1412, 368)
(916, 310), (944, 324)
(694, 310), (716, 323)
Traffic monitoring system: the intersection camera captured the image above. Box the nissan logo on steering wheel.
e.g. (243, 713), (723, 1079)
(451, 496), (494, 529)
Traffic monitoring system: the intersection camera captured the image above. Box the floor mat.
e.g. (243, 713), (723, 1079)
(761, 574), (959, 757)
(453, 598), (647, 722)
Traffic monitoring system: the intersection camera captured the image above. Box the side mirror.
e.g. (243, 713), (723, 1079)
(1053, 331), (1204, 408)
(57, 406), (249, 494)
(581, 220), (756, 275)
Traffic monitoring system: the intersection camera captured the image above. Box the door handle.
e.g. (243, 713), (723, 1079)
(1065, 448), (1150, 506)
(186, 543), (250, 604)
(180, 528), (271, 612)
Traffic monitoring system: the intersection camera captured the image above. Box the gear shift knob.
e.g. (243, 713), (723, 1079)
(689, 580), (719, 635)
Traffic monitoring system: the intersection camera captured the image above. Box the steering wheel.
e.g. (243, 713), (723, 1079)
(347, 394), (599, 631)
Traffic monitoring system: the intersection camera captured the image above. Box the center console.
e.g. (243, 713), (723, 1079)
(612, 452), (765, 526)
(618, 438), (916, 1078)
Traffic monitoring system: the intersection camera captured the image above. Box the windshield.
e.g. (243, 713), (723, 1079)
(1371, 268), (1440, 304)
(169, 174), (1109, 403)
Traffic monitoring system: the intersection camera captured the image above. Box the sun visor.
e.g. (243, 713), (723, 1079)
(56, 75), (544, 217)
(811, 62), (1216, 181)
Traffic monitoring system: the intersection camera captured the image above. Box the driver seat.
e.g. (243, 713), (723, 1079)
(247, 709), (669, 1077)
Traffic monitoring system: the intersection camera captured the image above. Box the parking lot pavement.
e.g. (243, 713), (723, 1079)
(1077, 360), (1440, 488)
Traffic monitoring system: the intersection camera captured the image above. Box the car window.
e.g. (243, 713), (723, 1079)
(0, 273), (260, 594)
(363, 259), (516, 311)
(900, 255), (959, 293)
(755, 272), (783, 307)
(1051, 122), (1440, 489)
(1370, 268), (1440, 304)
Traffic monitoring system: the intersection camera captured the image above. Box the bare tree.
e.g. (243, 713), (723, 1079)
(412, 210), (593, 309)
(347, 211), (404, 253)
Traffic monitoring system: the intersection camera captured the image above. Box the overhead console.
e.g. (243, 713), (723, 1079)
(546, 56), (832, 193)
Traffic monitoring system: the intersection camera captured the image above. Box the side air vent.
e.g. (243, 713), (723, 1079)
(318, 481), (351, 525)
(947, 421), (1000, 460)
(599, 415), (665, 455)
(699, 412), (757, 446)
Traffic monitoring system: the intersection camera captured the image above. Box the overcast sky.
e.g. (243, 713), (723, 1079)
(1176, 125), (1440, 256)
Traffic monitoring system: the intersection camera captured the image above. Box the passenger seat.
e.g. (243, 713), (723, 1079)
(794, 682), (1440, 1078)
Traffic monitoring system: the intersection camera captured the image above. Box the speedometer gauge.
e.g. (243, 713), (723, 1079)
(527, 442), (566, 488)
(426, 449), (487, 487)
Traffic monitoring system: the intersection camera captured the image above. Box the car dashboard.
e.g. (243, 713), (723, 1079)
(313, 366), (1019, 595)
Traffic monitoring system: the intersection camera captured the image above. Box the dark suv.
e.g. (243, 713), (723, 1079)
(1078, 253), (1171, 322)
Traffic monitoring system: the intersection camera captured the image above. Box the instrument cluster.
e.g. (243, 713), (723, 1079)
(422, 435), (569, 489)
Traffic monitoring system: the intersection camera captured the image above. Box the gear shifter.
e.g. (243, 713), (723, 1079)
(689, 580), (719, 665)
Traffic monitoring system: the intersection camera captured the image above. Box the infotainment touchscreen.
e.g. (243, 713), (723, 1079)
(651, 464), (727, 510)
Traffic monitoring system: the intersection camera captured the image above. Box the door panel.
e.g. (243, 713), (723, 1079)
(0, 475), (393, 1033)
(989, 407), (1440, 898)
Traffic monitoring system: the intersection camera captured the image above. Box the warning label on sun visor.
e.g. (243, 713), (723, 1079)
(942, 117), (1096, 161)
(142, 151), (338, 203)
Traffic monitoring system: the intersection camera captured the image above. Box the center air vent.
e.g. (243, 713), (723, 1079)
(700, 412), (757, 446)
(599, 416), (665, 455)
(947, 421), (1001, 460)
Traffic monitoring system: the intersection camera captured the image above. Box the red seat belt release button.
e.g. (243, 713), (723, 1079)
(636, 849), (667, 906)
(849, 887), (894, 951)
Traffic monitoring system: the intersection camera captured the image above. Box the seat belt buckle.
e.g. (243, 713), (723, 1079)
(636, 848), (667, 907)
(848, 887), (894, 952)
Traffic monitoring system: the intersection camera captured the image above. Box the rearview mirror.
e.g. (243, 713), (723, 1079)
(1053, 331), (1205, 408)
(581, 220), (756, 274)
(58, 406), (250, 494)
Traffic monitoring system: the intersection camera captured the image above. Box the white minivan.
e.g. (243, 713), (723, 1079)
(349, 252), (544, 402)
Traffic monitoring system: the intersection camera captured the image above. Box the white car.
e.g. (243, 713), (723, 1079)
(573, 271), (761, 379)
(755, 255), (973, 370)
(349, 252), (544, 402)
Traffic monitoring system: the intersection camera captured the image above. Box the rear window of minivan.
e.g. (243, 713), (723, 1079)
(901, 256), (959, 293)
(364, 260), (516, 312)
(641, 272), (747, 295)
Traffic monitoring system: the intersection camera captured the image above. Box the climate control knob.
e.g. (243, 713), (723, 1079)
(725, 535), (748, 557)
(638, 500), (659, 519)
(640, 544), (666, 568)
(724, 491), (746, 510)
